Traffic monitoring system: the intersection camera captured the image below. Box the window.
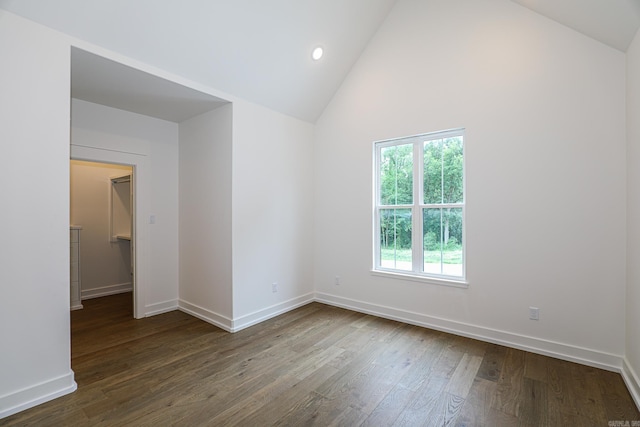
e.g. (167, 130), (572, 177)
(373, 129), (465, 283)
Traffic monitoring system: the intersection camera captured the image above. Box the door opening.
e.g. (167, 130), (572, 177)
(70, 143), (148, 319)
(70, 160), (135, 315)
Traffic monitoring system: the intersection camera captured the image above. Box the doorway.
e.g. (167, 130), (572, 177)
(70, 160), (135, 314)
(71, 132), (149, 319)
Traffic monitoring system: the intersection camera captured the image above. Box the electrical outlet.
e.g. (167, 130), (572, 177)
(335, 276), (340, 286)
(529, 307), (540, 321)
(272, 282), (278, 293)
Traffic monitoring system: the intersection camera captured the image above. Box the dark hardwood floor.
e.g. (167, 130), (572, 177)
(2, 293), (639, 426)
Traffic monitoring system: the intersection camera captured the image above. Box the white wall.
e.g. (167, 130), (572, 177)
(179, 104), (234, 328)
(231, 101), (315, 329)
(0, 11), (76, 417)
(70, 160), (133, 297)
(2, 0), (637, 419)
(626, 28), (640, 404)
(178, 100), (315, 332)
(71, 99), (180, 315)
(314, 0), (627, 368)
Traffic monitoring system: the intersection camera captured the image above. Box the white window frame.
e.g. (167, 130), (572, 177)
(372, 128), (467, 287)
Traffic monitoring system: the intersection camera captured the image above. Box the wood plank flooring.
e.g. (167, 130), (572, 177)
(2, 293), (639, 426)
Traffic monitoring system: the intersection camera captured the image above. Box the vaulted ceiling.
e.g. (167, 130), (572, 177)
(512, 0), (640, 52)
(1, 0), (638, 123)
(0, 0), (398, 123)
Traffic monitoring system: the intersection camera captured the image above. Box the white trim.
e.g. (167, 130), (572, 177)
(373, 129), (466, 283)
(371, 269), (469, 288)
(145, 299), (179, 317)
(314, 292), (622, 372)
(5, 297), (638, 417)
(0, 372), (76, 419)
(178, 300), (233, 332)
(70, 143), (148, 319)
(81, 283), (132, 300)
(231, 293), (315, 333)
(622, 358), (640, 410)
(178, 294), (316, 333)
(373, 128), (466, 147)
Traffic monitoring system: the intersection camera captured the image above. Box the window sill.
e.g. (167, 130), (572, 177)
(370, 269), (469, 288)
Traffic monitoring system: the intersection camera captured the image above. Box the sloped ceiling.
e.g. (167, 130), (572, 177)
(511, 0), (640, 52)
(0, 0), (397, 123)
(0, 0), (638, 123)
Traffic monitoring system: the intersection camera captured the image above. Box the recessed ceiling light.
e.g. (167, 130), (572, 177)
(312, 46), (324, 61)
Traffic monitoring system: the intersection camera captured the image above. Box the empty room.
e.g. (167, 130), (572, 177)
(1, 0), (640, 425)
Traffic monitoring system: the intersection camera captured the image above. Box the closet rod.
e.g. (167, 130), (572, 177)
(111, 175), (131, 184)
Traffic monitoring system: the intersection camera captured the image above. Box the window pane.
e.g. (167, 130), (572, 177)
(442, 137), (463, 204)
(380, 144), (413, 205)
(442, 208), (463, 276)
(379, 208), (412, 271)
(423, 208), (463, 277)
(423, 208), (442, 274)
(423, 139), (443, 204)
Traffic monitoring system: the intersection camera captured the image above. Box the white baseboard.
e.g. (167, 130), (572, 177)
(145, 299), (178, 317)
(231, 293), (315, 333)
(178, 299), (233, 332)
(622, 358), (640, 410)
(178, 293), (315, 333)
(5, 293), (637, 419)
(70, 303), (84, 311)
(81, 282), (132, 300)
(0, 372), (76, 419)
(314, 292), (623, 372)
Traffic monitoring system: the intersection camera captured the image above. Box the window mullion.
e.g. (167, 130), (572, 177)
(374, 207), (380, 268)
(422, 203), (463, 209)
(374, 145), (381, 269)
